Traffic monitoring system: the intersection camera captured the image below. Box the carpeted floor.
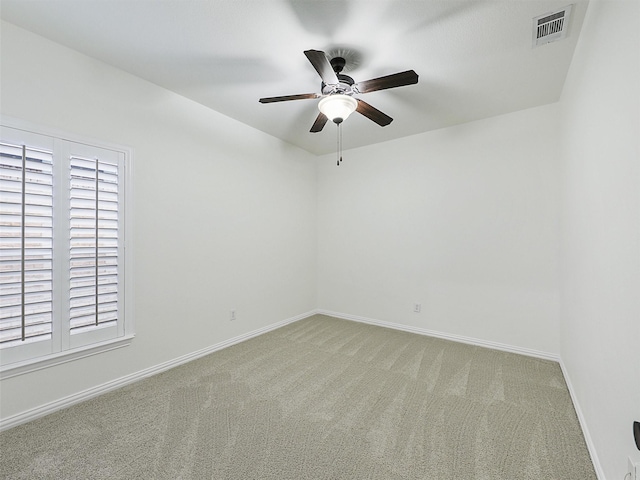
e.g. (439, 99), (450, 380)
(0, 315), (596, 479)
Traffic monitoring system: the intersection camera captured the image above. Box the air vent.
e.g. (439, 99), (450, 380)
(533, 4), (573, 47)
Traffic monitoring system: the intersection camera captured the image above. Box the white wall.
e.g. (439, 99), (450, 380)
(0, 21), (318, 419)
(317, 103), (562, 355)
(559, 1), (640, 478)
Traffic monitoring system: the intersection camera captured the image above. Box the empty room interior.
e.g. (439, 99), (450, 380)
(0, 0), (638, 479)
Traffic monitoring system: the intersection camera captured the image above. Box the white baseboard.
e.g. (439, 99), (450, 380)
(316, 309), (560, 362)
(0, 310), (316, 432)
(558, 359), (606, 480)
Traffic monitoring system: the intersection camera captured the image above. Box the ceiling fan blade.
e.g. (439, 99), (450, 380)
(355, 70), (419, 94)
(304, 50), (339, 85)
(310, 112), (328, 133)
(259, 93), (319, 103)
(356, 99), (393, 127)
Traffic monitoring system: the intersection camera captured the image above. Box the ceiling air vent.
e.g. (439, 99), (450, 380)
(533, 4), (573, 47)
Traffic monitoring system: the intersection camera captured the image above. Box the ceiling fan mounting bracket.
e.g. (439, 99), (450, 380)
(330, 56), (346, 74)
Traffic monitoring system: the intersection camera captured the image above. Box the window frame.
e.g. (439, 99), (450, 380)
(0, 117), (134, 380)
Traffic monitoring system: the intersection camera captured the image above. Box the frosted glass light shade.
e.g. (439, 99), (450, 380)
(318, 95), (358, 124)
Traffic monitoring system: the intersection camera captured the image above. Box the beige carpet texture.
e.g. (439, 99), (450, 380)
(0, 315), (597, 479)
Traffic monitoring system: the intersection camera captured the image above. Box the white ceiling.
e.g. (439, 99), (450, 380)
(0, 0), (588, 155)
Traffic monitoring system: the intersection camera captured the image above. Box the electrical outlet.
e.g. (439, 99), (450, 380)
(629, 456), (639, 480)
(230, 310), (236, 321)
(413, 303), (421, 313)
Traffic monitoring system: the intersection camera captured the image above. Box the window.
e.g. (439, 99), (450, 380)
(0, 123), (133, 374)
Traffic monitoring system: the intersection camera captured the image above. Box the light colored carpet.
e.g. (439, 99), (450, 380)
(0, 315), (596, 479)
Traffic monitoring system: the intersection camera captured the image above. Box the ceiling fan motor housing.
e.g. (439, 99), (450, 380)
(322, 79), (355, 96)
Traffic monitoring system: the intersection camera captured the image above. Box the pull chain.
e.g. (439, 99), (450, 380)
(336, 122), (343, 166)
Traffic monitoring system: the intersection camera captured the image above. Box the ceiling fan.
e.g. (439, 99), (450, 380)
(259, 50), (419, 133)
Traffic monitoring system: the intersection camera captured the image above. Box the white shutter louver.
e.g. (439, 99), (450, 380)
(0, 142), (54, 347)
(69, 156), (119, 334)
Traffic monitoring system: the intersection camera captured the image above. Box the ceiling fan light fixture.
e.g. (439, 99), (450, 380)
(318, 94), (357, 124)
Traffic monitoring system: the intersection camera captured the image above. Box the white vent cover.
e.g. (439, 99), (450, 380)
(533, 4), (573, 47)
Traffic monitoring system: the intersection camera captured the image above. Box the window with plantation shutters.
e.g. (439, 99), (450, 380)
(0, 122), (132, 373)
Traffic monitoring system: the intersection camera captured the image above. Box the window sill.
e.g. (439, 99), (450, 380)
(0, 334), (135, 380)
